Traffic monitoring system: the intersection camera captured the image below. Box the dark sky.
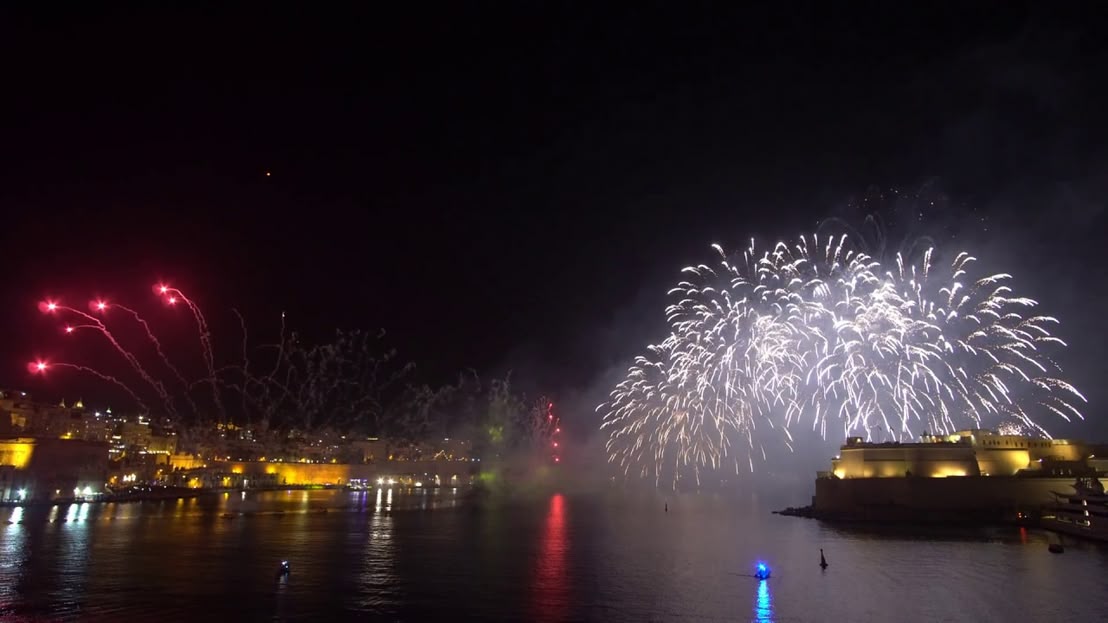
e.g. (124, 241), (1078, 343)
(2, 3), (1107, 437)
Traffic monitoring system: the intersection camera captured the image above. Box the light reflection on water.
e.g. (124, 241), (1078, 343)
(530, 493), (569, 622)
(0, 507), (27, 608)
(0, 490), (1106, 621)
(755, 579), (773, 622)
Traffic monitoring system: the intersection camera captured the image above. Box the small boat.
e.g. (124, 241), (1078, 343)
(1048, 543), (1064, 554)
(754, 563), (771, 580)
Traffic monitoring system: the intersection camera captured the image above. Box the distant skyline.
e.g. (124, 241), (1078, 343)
(2, 4), (1106, 439)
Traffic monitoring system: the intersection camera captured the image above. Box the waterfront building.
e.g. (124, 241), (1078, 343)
(828, 429), (1093, 479)
(812, 429), (1106, 521)
(0, 437), (109, 502)
(171, 457), (478, 488)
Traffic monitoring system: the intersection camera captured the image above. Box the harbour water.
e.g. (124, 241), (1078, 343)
(2, 488), (1107, 621)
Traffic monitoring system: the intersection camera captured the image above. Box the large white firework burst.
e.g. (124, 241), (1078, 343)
(600, 234), (1085, 486)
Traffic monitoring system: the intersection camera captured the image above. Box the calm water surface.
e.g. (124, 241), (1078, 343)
(2, 487), (1107, 621)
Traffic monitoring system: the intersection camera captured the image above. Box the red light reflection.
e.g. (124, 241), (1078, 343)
(530, 493), (569, 622)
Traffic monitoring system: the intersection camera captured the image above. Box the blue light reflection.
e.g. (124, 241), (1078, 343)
(755, 578), (773, 622)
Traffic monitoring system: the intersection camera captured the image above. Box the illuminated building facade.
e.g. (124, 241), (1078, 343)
(828, 429), (1093, 479)
(0, 437), (109, 502)
(812, 429), (1106, 520)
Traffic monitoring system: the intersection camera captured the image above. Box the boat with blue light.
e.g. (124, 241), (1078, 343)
(754, 562), (771, 580)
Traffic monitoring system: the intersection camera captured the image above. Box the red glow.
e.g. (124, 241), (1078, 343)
(553, 442), (559, 448)
(65, 326), (74, 334)
(39, 300), (59, 313)
(554, 457), (560, 462)
(28, 361), (48, 373)
(155, 284), (169, 295)
(168, 296), (177, 304)
(530, 493), (567, 620)
(95, 300), (107, 311)
(555, 428), (560, 433)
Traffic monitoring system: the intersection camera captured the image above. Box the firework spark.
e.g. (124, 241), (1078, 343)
(156, 284), (226, 421)
(600, 234), (1085, 486)
(30, 288), (411, 433)
(42, 299), (175, 415)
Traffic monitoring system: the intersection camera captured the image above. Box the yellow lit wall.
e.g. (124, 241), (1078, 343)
(169, 454), (205, 470)
(1045, 440), (1085, 461)
(834, 445), (979, 478)
(829, 432), (1095, 480)
(221, 460), (473, 486)
(0, 439), (34, 468)
(975, 449), (1030, 476)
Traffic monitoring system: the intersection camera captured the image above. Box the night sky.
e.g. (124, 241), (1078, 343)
(2, 4), (1107, 438)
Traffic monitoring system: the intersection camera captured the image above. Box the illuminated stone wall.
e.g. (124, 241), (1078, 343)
(222, 460), (476, 486)
(975, 449), (1030, 476)
(0, 438), (35, 469)
(0, 437), (108, 500)
(831, 432), (1096, 480)
(169, 454), (206, 470)
(835, 444), (979, 478)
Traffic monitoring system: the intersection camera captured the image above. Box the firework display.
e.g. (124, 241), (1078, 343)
(29, 284), (410, 431)
(27, 284), (563, 453)
(600, 234), (1085, 485)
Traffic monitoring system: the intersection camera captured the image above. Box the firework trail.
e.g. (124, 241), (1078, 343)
(600, 234), (1086, 486)
(34, 289), (410, 433)
(109, 301), (199, 415)
(29, 360), (149, 413)
(41, 300), (175, 416)
(254, 310), (288, 424)
(156, 284), (227, 422)
(232, 308), (252, 423)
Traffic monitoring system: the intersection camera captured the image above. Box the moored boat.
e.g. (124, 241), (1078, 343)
(1042, 477), (1108, 542)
